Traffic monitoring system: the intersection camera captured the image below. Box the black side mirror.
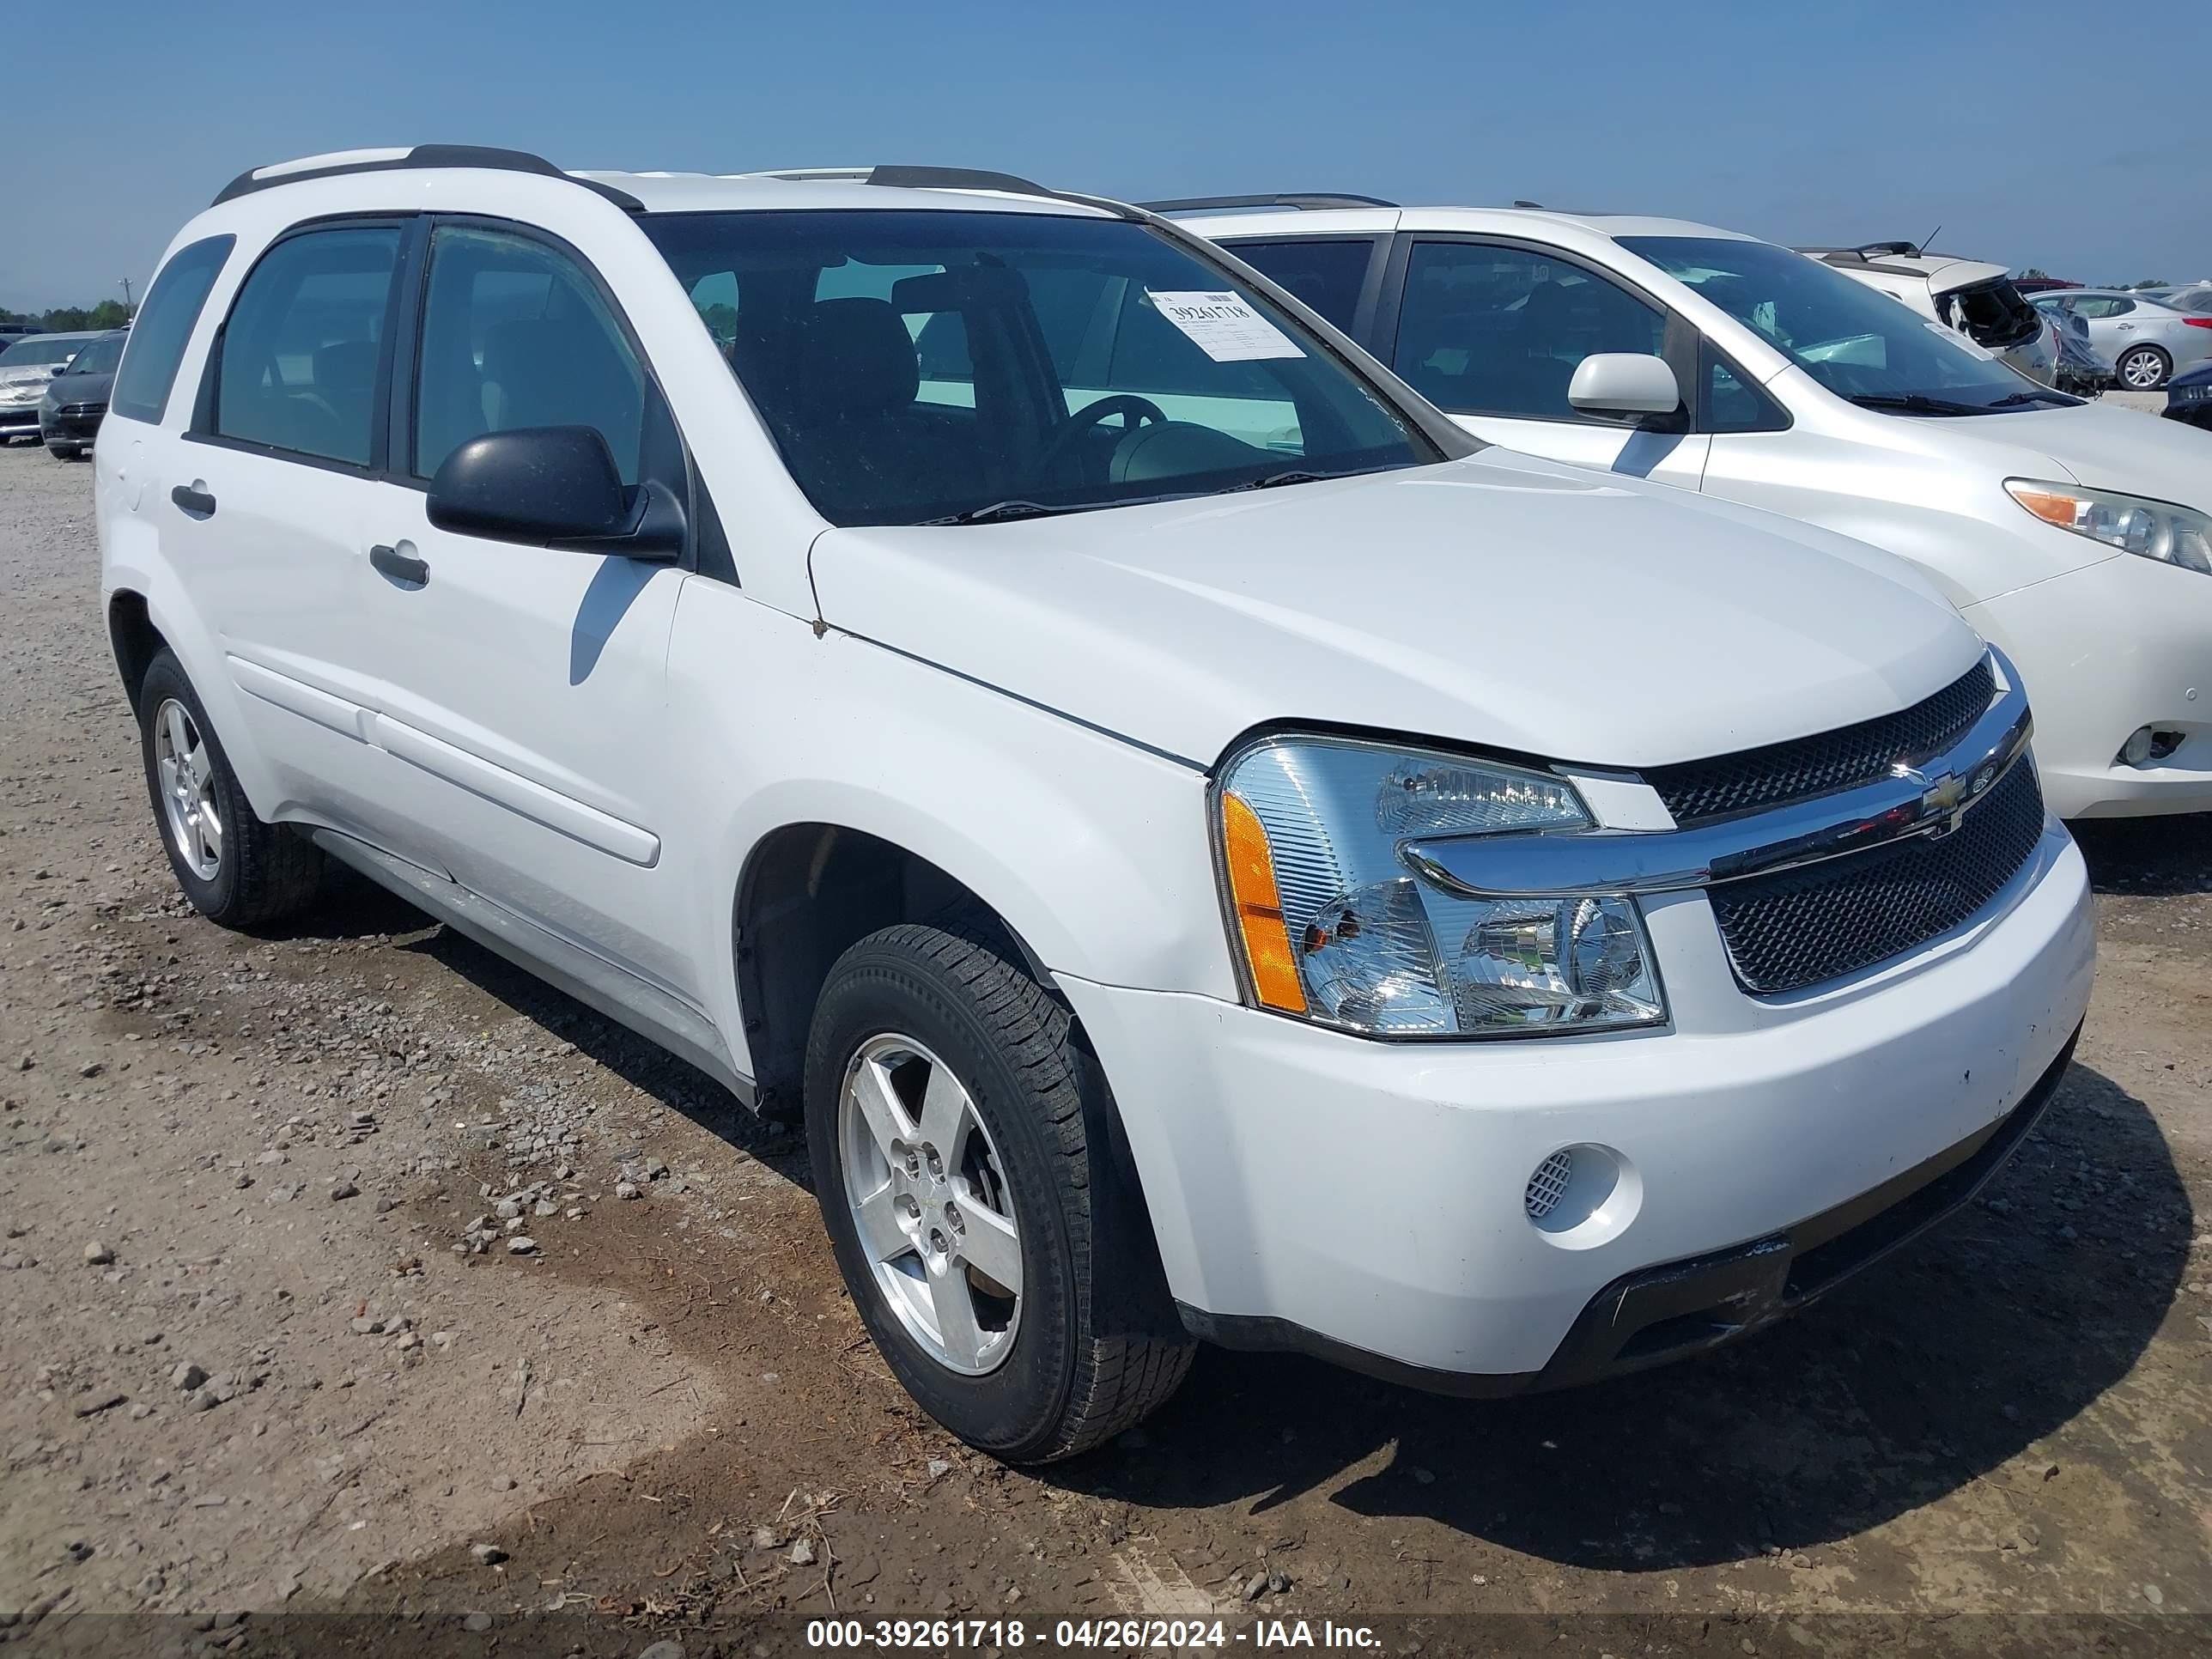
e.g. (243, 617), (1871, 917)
(425, 426), (684, 561)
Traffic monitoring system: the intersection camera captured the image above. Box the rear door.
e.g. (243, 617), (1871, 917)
(354, 218), (696, 995)
(161, 219), (421, 839)
(1372, 237), (1709, 487)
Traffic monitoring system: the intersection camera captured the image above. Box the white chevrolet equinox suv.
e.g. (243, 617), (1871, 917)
(98, 148), (2094, 1462)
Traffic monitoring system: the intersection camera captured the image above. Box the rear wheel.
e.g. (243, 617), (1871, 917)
(805, 924), (1192, 1462)
(137, 648), (324, 927)
(2117, 345), (2171, 391)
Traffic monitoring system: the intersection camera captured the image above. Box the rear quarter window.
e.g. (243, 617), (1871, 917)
(110, 235), (235, 425)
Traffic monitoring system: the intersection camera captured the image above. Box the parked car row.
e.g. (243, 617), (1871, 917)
(84, 149), (2192, 1463)
(0, 325), (126, 456)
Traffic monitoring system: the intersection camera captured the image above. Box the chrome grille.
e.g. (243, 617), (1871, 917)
(1709, 762), (2045, 994)
(1648, 658), (1996, 824)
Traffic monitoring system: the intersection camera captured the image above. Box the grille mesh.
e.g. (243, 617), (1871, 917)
(1525, 1150), (1575, 1220)
(1648, 659), (1996, 824)
(1710, 762), (2045, 994)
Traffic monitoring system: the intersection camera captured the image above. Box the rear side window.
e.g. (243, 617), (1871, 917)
(412, 225), (650, 483)
(1228, 239), (1375, 332)
(212, 225), (399, 466)
(110, 235), (234, 425)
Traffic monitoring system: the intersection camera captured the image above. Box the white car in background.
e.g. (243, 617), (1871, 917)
(2027, 288), (2212, 391)
(1801, 242), (2059, 389)
(1173, 198), (2212, 817)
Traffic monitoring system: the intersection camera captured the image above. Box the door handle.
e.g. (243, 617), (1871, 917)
(170, 483), (216, 516)
(369, 544), (430, 585)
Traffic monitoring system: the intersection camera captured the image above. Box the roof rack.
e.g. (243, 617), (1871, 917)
(211, 145), (644, 213)
(738, 164), (1059, 198)
(1137, 192), (1397, 215)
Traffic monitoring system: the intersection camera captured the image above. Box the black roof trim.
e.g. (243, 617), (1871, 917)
(1138, 192), (1397, 214)
(212, 145), (644, 213)
(862, 164), (1057, 198)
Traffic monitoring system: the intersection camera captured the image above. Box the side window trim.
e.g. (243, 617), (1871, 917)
(1372, 231), (1700, 432)
(1220, 234), (1389, 343)
(400, 214), (729, 583)
(185, 213), (415, 477)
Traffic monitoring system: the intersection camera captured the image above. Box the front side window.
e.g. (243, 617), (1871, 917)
(1221, 239), (1374, 332)
(111, 235), (234, 424)
(1623, 236), (2075, 415)
(212, 225), (398, 465)
(1390, 241), (1668, 421)
(413, 225), (649, 483)
(641, 209), (1443, 526)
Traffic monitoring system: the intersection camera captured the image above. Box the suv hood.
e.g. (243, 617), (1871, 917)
(0, 365), (59, 391)
(810, 450), (1980, 769)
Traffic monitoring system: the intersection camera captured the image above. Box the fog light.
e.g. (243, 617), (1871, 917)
(1524, 1143), (1639, 1247)
(2118, 726), (2186, 768)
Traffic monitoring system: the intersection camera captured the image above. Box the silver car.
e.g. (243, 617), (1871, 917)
(2031, 289), (2212, 391)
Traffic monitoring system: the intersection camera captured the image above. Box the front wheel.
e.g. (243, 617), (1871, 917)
(46, 442), (80, 460)
(137, 648), (324, 927)
(805, 924), (1192, 1462)
(2117, 345), (2171, 391)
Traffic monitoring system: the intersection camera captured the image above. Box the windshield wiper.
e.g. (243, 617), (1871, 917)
(1844, 392), (2001, 417)
(1984, 387), (2076, 410)
(918, 499), (1103, 526)
(1222, 465), (1389, 493)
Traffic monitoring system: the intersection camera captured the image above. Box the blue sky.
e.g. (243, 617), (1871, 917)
(6, 0), (2205, 311)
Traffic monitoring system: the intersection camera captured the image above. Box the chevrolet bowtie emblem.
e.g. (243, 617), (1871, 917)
(1894, 764), (1972, 836)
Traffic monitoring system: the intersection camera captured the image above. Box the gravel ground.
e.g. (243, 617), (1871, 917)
(1, 414), (2208, 1657)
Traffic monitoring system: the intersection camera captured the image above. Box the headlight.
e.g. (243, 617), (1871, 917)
(2006, 478), (2212, 575)
(1215, 734), (1665, 1038)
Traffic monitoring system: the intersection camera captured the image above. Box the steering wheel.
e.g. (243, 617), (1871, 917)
(1039, 393), (1170, 472)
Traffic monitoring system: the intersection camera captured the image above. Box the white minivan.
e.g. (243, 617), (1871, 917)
(1176, 198), (2212, 819)
(100, 150), (2092, 1461)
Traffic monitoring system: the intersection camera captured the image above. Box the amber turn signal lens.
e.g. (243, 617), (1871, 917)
(1220, 793), (1307, 1013)
(2006, 483), (2080, 528)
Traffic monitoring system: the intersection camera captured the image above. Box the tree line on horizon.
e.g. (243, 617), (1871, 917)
(1, 300), (134, 333)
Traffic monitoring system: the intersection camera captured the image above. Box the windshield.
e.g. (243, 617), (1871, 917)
(59, 332), (125, 375)
(641, 209), (1448, 526)
(1620, 236), (2071, 415)
(0, 335), (93, 368)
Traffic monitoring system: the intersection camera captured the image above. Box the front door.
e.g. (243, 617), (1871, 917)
(356, 220), (695, 997)
(1379, 238), (1710, 489)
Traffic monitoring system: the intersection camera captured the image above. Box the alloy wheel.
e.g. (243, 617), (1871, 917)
(154, 697), (224, 881)
(2120, 349), (2165, 390)
(839, 1032), (1023, 1375)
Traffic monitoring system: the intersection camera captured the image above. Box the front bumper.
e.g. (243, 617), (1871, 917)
(1059, 817), (2093, 1382)
(40, 403), (104, 443)
(0, 404), (42, 432)
(1966, 554), (2212, 818)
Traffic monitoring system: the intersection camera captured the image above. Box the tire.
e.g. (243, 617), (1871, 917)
(137, 648), (324, 927)
(46, 442), (79, 461)
(2116, 345), (2171, 391)
(805, 924), (1193, 1462)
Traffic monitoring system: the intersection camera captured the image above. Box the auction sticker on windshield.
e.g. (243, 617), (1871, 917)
(1146, 290), (1304, 362)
